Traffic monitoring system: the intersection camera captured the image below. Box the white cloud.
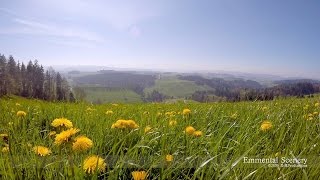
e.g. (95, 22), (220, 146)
(13, 18), (104, 43)
(26, 0), (167, 35)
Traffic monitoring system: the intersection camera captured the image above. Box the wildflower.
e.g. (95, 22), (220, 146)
(127, 120), (139, 129)
(0, 134), (8, 142)
(262, 106), (268, 111)
(86, 107), (96, 112)
(17, 111), (27, 117)
(144, 126), (152, 133)
(83, 155), (106, 174)
(2, 146), (9, 153)
(132, 171), (148, 180)
(33, 146), (51, 156)
(182, 109), (191, 115)
(193, 130), (203, 137)
(54, 128), (80, 145)
(260, 121), (272, 131)
(48, 131), (56, 137)
(230, 113), (238, 120)
(185, 126), (196, 135)
(315, 103), (319, 107)
(72, 136), (93, 152)
(15, 103), (21, 106)
(51, 118), (73, 129)
(165, 111), (176, 117)
(157, 112), (163, 116)
(169, 120), (177, 126)
(166, 154), (173, 162)
(106, 110), (114, 115)
(8, 122), (13, 126)
(111, 119), (139, 129)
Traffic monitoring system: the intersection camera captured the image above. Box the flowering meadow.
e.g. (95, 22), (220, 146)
(0, 96), (320, 179)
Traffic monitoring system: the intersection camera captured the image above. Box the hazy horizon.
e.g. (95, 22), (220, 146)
(1, 0), (319, 78)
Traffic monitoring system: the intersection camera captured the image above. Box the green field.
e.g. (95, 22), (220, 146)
(82, 87), (142, 103)
(0, 96), (320, 179)
(145, 76), (213, 98)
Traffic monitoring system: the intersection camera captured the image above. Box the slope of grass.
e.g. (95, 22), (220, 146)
(145, 76), (213, 98)
(0, 96), (319, 179)
(82, 87), (142, 103)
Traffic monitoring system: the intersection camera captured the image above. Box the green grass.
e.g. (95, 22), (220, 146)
(0, 95), (320, 179)
(145, 76), (213, 98)
(82, 87), (142, 103)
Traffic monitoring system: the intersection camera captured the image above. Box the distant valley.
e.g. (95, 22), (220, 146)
(61, 67), (320, 104)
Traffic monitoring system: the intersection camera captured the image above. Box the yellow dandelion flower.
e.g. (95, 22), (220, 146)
(86, 107), (96, 112)
(0, 134), (9, 142)
(169, 120), (177, 126)
(17, 111), (27, 117)
(106, 110), (114, 115)
(83, 155), (106, 174)
(33, 146), (51, 156)
(127, 120), (139, 129)
(182, 109), (191, 115)
(144, 126), (152, 133)
(193, 130), (203, 137)
(2, 146), (9, 153)
(165, 111), (176, 117)
(72, 136), (93, 152)
(230, 113), (238, 120)
(185, 126), (196, 135)
(111, 120), (139, 129)
(132, 171), (148, 180)
(48, 131), (56, 137)
(51, 118), (73, 129)
(54, 128), (80, 145)
(166, 154), (173, 162)
(260, 121), (272, 131)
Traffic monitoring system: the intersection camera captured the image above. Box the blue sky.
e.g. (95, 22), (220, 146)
(0, 0), (319, 77)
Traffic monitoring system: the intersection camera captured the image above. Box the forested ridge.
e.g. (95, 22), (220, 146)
(0, 54), (74, 101)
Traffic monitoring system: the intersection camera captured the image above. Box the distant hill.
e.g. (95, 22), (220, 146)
(274, 79), (320, 85)
(66, 68), (320, 103)
(73, 71), (155, 87)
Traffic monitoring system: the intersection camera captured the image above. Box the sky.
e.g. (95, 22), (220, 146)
(0, 0), (319, 78)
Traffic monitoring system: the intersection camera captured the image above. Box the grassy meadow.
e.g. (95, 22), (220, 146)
(0, 95), (320, 179)
(144, 76), (213, 98)
(82, 87), (143, 104)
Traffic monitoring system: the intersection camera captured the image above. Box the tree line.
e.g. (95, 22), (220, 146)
(0, 54), (74, 101)
(190, 82), (320, 102)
